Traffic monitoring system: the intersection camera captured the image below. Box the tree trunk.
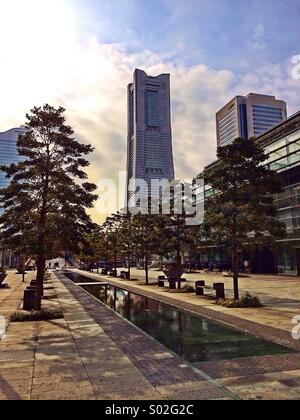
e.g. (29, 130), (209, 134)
(35, 246), (45, 311)
(35, 201), (47, 310)
(160, 257), (163, 271)
(34, 144), (50, 311)
(177, 248), (182, 290)
(1, 248), (6, 268)
(232, 248), (239, 300)
(189, 254), (193, 273)
(127, 255), (131, 280)
(114, 251), (117, 274)
(145, 252), (149, 285)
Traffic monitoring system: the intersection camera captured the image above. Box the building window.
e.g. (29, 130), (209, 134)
(146, 90), (160, 127)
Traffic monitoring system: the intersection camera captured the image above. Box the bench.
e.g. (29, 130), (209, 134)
(120, 271), (130, 280)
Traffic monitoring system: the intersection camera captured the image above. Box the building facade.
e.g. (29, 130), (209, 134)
(0, 127), (25, 198)
(196, 111), (300, 275)
(216, 93), (287, 147)
(126, 69), (175, 208)
(0, 127), (25, 267)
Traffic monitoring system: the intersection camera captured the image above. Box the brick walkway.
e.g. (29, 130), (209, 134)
(61, 269), (300, 400)
(2, 270), (300, 400)
(57, 274), (235, 400)
(0, 272), (235, 400)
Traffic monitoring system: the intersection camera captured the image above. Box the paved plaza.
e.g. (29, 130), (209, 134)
(0, 269), (300, 400)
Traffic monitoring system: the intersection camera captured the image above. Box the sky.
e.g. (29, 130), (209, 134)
(0, 0), (299, 221)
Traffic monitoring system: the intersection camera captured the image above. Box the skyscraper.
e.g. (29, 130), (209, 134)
(0, 127), (25, 212)
(216, 93), (287, 147)
(126, 69), (175, 208)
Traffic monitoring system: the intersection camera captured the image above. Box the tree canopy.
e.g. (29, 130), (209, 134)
(201, 137), (286, 299)
(0, 104), (97, 309)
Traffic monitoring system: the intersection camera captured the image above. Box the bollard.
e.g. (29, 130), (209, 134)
(213, 283), (225, 300)
(23, 289), (36, 311)
(110, 270), (117, 278)
(196, 287), (204, 296)
(196, 281), (206, 288)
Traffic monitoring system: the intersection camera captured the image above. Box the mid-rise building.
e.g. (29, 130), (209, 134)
(196, 111), (300, 275)
(126, 69), (175, 208)
(216, 93), (287, 147)
(0, 127), (25, 211)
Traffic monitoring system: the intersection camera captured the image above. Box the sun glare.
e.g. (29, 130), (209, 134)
(0, 0), (79, 125)
(0, 0), (76, 58)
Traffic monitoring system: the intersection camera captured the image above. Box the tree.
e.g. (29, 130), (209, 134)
(201, 137), (286, 300)
(132, 213), (162, 285)
(117, 213), (136, 279)
(0, 104), (97, 310)
(104, 215), (122, 274)
(158, 184), (198, 288)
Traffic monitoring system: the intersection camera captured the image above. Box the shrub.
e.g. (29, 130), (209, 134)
(216, 293), (262, 308)
(168, 285), (196, 294)
(10, 309), (64, 322)
(182, 285), (196, 293)
(42, 294), (57, 301)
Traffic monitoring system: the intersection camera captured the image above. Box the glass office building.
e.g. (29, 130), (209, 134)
(0, 127), (25, 212)
(253, 105), (285, 137)
(259, 114), (300, 275)
(216, 94), (287, 147)
(196, 111), (300, 275)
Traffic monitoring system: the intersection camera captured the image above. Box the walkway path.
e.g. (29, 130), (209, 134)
(0, 271), (35, 326)
(1, 269), (300, 400)
(0, 272), (235, 400)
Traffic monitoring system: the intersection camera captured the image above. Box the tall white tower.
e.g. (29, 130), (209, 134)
(126, 69), (175, 208)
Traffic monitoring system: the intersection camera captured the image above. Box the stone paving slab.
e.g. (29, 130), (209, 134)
(197, 353), (300, 379)
(56, 273), (234, 400)
(3, 270), (299, 400)
(0, 271), (36, 324)
(58, 275), (205, 387)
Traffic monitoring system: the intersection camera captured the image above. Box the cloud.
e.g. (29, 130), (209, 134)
(247, 23), (267, 52)
(0, 1), (299, 223)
